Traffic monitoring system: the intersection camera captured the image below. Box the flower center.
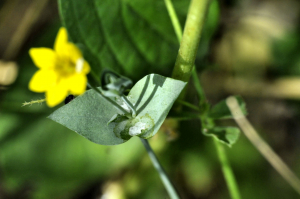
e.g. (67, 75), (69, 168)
(55, 56), (83, 77)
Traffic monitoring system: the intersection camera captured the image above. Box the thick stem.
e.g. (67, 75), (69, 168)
(171, 0), (211, 82)
(214, 138), (241, 199)
(140, 138), (180, 199)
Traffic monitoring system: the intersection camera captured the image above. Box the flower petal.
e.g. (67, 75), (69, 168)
(29, 48), (57, 69)
(29, 69), (57, 92)
(54, 27), (68, 54)
(67, 73), (87, 95)
(67, 43), (83, 63)
(82, 60), (91, 74)
(46, 80), (68, 107)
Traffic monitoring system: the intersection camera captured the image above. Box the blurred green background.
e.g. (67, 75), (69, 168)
(1, 0), (300, 198)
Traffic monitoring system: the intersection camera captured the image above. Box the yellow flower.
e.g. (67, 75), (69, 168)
(29, 27), (90, 107)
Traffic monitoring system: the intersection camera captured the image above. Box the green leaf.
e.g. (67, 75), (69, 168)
(48, 74), (186, 145)
(48, 89), (126, 145)
(203, 127), (240, 147)
(208, 96), (247, 119)
(58, 0), (188, 79)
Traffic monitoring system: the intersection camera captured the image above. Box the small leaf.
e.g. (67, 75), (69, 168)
(101, 71), (132, 97)
(48, 74), (186, 145)
(203, 126), (240, 147)
(208, 96), (247, 119)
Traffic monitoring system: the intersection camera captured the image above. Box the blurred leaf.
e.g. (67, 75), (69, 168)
(203, 126), (240, 147)
(0, 113), (145, 198)
(49, 74), (186, 145)
(58, 0), (188, 79)
(196, 0), (219, 60)
(181, 154), (213, 196)
(208, 96), (247, 119)
(272, 31), (300, 76)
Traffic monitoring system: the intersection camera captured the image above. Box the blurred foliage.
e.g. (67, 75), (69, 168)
(1, 0), (300, 199)
(272, 30), (300, 76)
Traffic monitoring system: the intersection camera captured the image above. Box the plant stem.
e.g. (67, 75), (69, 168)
(164, 0), (182, 43)
(171, 0), (211, 82)
(177, 100), (200, 111)
(226, 96), (300, 195)
(191, 68), (207, 102)
(140, 138), (180, 199)
(214, 138), (241, 199)
(165, 2), (242, 198)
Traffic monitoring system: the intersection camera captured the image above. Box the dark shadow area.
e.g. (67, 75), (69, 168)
(134, 75), (150, 109)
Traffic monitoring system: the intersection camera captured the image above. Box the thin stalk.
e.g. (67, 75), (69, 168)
(121, 95), (136, 117)
(171, 0), (211, 82)
(22, 98), (46, 106)
(177, 100), (200, 111)
(140, 138), (180, 199)
(191, 68), (207, 102)
(193, 69), (240, 198)
(226, 96), (300, 195)
(164, 0), (182, 43)
(214, 138), (241, 199)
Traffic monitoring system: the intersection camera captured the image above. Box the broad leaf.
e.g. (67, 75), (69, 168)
(203, 127), (240, 147)
(58, 0), (188, 79)
(208, 96), (247, 119)
(48, 74), (186, 145)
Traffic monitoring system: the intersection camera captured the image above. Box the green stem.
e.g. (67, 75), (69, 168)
(171, 0), (211, 82)
(191, 68), (207, 102)
(140, 138), (180, 199)
(164, 0), (182, 43)
(214, 138), (241, 199)
(165, 1), (242, 198)
(177, 100), (200, 111)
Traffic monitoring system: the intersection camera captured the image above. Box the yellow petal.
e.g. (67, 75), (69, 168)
(29, 69), (57, 92)
(67, 43), (83, 63)
(54, 27), (68, 54)
(82, 60), (91, 74)
(67, 73), (87, 95)
(46, 80), (68, 107)
(29, 48), (57, 69)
